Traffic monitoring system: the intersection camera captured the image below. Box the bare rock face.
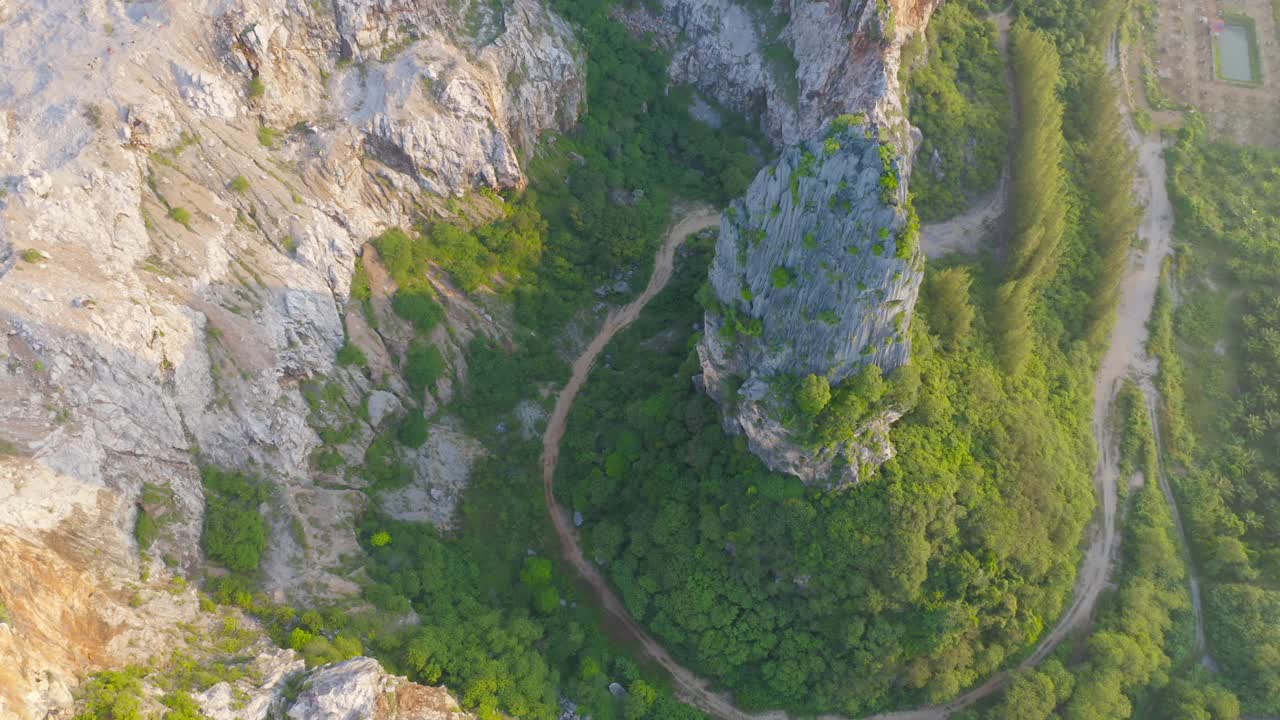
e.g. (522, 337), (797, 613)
(196, 648), (306, 720)
(324, 0), (586, 195)
(0, 0), (580, 715)
(209, 0), (584, 196)
(618, 0), (941, 145)
(698, 120), (922, 488)
(286, 657), (472, 720)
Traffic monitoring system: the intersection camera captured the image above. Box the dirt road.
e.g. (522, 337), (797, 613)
(539, 206), (768, 720)
(919, 171), (1008, 258)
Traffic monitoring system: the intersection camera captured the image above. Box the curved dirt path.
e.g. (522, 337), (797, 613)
(919, 171), (1009, 258)
(539, 206), (765, 720)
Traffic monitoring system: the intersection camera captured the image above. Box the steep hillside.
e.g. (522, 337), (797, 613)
(0, 0), (582, 715)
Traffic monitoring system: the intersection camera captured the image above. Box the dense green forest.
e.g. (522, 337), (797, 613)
(557, 241), (1097, 714)
(354, 240), (725, 720)
(545, 2), (1154, 718)
(903, 0), (1010, 222)
(552, 12), (1147, 712)
(1156, 116), (1280, 715)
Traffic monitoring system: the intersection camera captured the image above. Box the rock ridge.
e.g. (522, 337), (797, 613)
(698, 120), (923, 488)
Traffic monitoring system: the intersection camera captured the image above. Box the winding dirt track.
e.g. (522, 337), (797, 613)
(539, 206), (775, 720)
(539, 57), (1179, 720)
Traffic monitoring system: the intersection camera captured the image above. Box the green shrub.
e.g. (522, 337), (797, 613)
(289, 627), (314, 650)
(161, 691), (208, 720)
(134, 509), (158, 551)
(362, 430), (412, 492)
(533, 585), (561, 614)
(350, 264), (371, 303)
(200, 466), (269, 574)
(20, 248), (42, 263)
(312, 448), (344, 471)
(796, 374), (832, 417)
(391, 289), (444, 332)
(336, 342), (366, 367)
(404, 343), (445, 394)
(168, 207), (193, 229)
(257, 126), (280, 148)
(247, 76), (265, 99)
(76, 668), (146, 720)
(229, 175), (250, 193)
(771, 266), (795, 289)
(372, 228), (415, 283)
(397, 411), (430, 448)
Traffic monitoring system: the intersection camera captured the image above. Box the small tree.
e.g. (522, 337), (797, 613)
(521, 556), (553, 587)
(336, 342), (366, 367)
(404, 344), (445, 393)
(796, 374), (832, 417)
(926, 267), (976, 348)
(397, 412), (429, 448)
(533, 585), (561, 614)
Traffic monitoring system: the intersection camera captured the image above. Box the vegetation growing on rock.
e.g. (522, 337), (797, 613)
(200, 467), (269, 575)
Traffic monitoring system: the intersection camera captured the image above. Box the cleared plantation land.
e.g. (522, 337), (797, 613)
(1146, 0), (1280, 146)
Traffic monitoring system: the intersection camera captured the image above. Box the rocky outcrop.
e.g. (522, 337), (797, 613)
(196, 648), (305, 720)
(215, 0), (584, 196)
(324, 0), (585, 194)
(617, 0), (941, 145)
(285, 656), (472, 720)
(645, 0), (939, 486)
(698, 119), (922, 488)
(0, 0), (581, 716)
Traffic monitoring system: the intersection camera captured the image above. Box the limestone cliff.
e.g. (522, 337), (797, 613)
(677, 0), (938, 487)
(0, 0), (581, 716)
(617, 0), (941, 145)
(698, 119), (921, 487)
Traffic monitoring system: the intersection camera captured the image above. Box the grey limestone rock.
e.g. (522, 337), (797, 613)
(617, 0), (942, 145)
(0, 0), (582, 713)
(698, 119), (922, 487)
